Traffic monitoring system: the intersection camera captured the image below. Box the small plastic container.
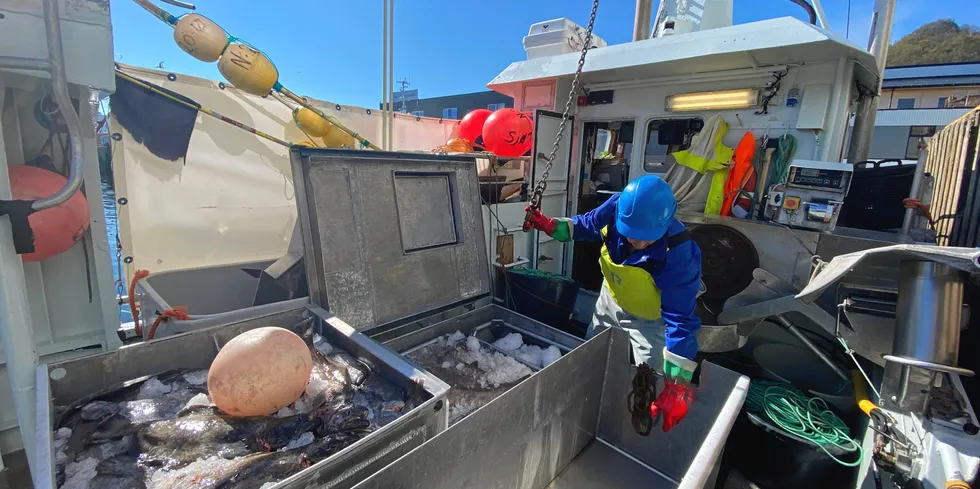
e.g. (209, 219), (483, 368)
(523, 18), (608, 60)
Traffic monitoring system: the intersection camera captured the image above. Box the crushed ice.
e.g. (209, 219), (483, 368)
(492, 332), (562, 369)
(182, 392), (211, 411)
(281, 431), (315, 451)
(446, 331), (466, 344)
(138, 377), (172, 399)
(312, 333), (333, 356)
(182, 369), (208, 386)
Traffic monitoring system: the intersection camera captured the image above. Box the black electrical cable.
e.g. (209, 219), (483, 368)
(788, 0), (818, 24)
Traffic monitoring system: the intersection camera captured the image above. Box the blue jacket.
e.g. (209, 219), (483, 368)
(571, 195), (702, 360)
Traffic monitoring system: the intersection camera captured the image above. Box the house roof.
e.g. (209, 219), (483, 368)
(883, 63), (980, 89)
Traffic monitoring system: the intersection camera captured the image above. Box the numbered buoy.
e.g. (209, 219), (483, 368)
(483, 108), (534, 157)
(321, 123), (356, 149)
(293, 108), (330, 138)
(217, 43), (279, 96)
(444, 138), (473, 153)
(173, 14), (229, 63)
(9, 165), (90, 263)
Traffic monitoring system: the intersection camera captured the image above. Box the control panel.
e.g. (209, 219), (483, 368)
(766, 160), (853, 231)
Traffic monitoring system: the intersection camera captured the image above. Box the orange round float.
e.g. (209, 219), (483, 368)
(444, 138), (474, 153)
(208, 327), (312, 417)
(458, 109), (492, 144)
(8, 165), (90, 263)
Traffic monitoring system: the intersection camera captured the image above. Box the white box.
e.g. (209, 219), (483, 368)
(523, 18), (607, 60)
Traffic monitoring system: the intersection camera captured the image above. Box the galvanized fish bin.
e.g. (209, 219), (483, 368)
(35, 305), (449, 489)
(289, 149), (585, 426)
(353, 327), (751, 489)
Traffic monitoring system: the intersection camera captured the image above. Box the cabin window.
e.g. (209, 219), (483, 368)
(937, 97), (948, 108)
(905, 126), (936, 159)
(487, 103), (506, 111)
(643, 118), (702, 173)
(896, 98), (916, 109)
(442, 108), (458, 119)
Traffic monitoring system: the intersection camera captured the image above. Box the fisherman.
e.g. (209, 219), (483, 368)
(525, 174), (702, 434)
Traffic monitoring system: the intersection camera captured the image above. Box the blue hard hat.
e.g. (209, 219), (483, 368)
(616, 175), (677, 241)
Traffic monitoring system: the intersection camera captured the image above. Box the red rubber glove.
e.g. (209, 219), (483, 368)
(525, 207), (558, 235)
(649, 381), (695, 432)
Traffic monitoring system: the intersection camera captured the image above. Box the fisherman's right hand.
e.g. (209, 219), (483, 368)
(524, 208), (572, 242)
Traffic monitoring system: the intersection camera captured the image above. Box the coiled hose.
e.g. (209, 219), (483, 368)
(769, 134), (798, 186)
(746, 380), (864, 467)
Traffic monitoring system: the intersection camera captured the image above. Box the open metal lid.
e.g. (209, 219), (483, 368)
(291, 149), (490, 330)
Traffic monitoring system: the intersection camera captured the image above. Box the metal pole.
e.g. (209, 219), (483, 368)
(0, 88), (41, 479)
(388, 0), (395, 150)
(810, 0), (831, 29)
(382, 0), (388, 151)
(773, 315), (849, 381)
(633, 0), (653, 41)
(34, 0), (85, 211)
(901, 146), (928, 235)
(845, 0), (895, 164)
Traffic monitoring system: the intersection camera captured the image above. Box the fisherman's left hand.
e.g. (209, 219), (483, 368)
(649, 348), (698, 432)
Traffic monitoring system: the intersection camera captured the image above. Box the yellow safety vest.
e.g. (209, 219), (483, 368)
(598, 226), (691, 321)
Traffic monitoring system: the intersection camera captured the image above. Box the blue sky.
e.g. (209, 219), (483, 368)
(111, 0), (979, 108)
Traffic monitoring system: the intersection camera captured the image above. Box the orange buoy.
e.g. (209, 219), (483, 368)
(444, 138), (473, 153)
(217, 43), (279, 96)
(9, 165), (89, 263)
(173, 14), (229, 63)
(208, 327), (312, 417)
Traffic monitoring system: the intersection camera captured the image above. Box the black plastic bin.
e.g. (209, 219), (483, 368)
(504, 268), (582, 337)
(838, 159), (916, 231)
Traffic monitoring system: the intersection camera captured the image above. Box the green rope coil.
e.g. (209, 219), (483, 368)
(745, 380), (863, 467)
(508, 267), (575, 282)
(769, 134), (798, 186)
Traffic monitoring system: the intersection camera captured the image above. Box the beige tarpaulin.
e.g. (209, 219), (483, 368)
(111, 64), (458, 285)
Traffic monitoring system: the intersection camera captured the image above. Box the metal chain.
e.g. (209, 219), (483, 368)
(523, 0), (599, 232)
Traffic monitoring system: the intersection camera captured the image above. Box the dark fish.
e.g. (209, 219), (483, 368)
(75, 435), (137, 463)
(358, 373), (407, 404)
(307, 348), (353, 401)
(327, 351), (370, 386)
(80, 400), (120, 421)
(89, 455), (147, 489)
(316, 405), (372, 437)
(138, 411), (327, 468)
(91, 396), (190, 441)
(304, 431), (367, 462)
(213, 451), (311, 489)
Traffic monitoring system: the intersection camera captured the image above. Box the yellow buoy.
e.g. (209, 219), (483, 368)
(173, 14), (229, 62)
(293, 108), (330, 138)
(217, 43), (279, 96)
(321, 123), (357, 149)
(293, 140), (317, 147)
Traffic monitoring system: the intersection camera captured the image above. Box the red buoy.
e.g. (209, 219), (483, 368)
(483, 108), (534, 157)
(8, 165), (90, 262)
(458, 109), (492, 144)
